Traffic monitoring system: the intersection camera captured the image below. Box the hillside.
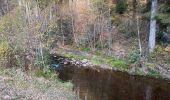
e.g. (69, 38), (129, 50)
(0, 0), (170, 99)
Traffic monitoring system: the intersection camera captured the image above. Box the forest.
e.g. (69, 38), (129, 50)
(0, 0), (170, 100)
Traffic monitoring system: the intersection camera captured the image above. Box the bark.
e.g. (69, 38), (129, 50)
(70, 0), (77, 45)
(137, 16), (142, 56)
(108, 8), (112, 54)
(132, 0), (137, 18)
(148, 0), (157, 53)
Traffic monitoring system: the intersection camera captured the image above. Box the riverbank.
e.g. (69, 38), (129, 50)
(51, 47), (170, 80)
(0, 67), (79, 100)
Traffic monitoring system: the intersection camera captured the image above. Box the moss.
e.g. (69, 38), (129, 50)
(35, 69), (54, 79)
(136, 68), (145, 76)
(90, 55), (104, 65)
(110, 59), (127, 69)
(147, 68), (160, 77)
(134, 66), (161, 78)
(64, 52), (87, 60)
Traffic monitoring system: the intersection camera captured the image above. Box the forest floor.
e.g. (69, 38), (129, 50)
(0, 67), (79, 100)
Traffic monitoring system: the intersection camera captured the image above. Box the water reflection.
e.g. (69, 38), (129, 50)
(59, 65), (170, 100)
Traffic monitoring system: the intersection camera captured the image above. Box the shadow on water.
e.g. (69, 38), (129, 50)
(59, 65), (170, 100)
(52, 56), (170, 100)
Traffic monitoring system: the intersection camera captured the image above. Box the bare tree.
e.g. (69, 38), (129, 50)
(148, 0), (158, 52)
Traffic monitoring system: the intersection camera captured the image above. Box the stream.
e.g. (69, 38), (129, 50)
(52, 55), (170, 100)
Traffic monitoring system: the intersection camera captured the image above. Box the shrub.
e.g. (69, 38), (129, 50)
(116, 0), (128, 14)
(82, 47), (91, 52)
(0, 41), (19, 68)
(165, 56), (170, 64)
(34, 48), (51, 69)
(35, 69), (53, 79)
(0, 41), (9, 58)
(127, 50), (140, 63)
(154, 45), (163, 53)
(147, 68), (160, 77)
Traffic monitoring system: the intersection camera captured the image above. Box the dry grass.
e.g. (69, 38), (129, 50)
(0, 67), (79, 100)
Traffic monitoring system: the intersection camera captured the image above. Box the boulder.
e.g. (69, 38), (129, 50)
(162, 32), (170, 45)
(165, 45), (170, 52)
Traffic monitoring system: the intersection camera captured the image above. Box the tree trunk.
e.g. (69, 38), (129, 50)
(132, 0), (137, 18)
(148, 0), (157, 53)
(137, 16), (142, 56)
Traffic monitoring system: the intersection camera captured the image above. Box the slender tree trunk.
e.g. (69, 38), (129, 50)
(132, 0), (137, 18)
(100, 0), (104, 50)
(61, 17), (65, 46)
(137, 16), (142, 56)
(148, 0), (157, 53)
(70, 1), (77, 45)
(93, 23), (96, 50)
(108, 8), (112, 54)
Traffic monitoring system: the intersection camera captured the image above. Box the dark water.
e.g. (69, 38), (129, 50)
(58, 65), (170, 100)
(51, 55), (170, 100)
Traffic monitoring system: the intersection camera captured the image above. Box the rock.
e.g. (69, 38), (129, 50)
(82, 59), (88, 63)
(72, 58), (76, 61)
(75, 61), (79, 65)
(2, 95), (11, 100)
(70, 61), (74, 64)
(165, 45), (170, 52)
(64, 61), (68, 65)
(162, 32), (170, 45)
(129, 66), (136, 75)
(82, 63), (87, 67)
